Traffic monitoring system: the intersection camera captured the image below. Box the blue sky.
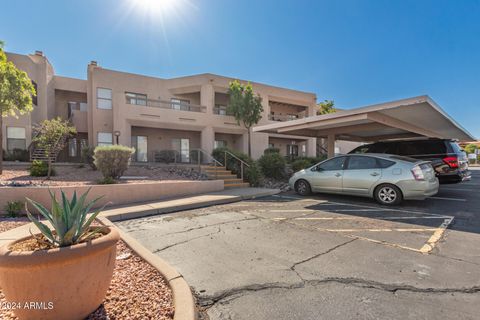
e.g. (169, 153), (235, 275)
(1, 0), (479, 137)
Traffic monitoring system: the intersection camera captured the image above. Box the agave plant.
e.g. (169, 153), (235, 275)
(26, 189), (107, 247)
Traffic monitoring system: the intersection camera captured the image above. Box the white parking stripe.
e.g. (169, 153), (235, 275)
(430, 196), (467, 202)
(294, 216), (451, 221)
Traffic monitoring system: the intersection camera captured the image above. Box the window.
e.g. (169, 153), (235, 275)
(31, 81), (37, 105)
(316, 156), (346, 171)
(287, 145), (299, 158)
(377, 158), (395, 168)
(131, 136), (148, 162)
(97, 132), (113, 146)
(214, 105), (228, 115)
(346, 156), (378, 170)
(214, 140), (227, 149)
(126, 92), (147, 106)
(171, 98), (190, 111)
(398, 141), (446, 156)
(6, 127), (26, 151)
(268, 143), (274, 148)
(79, 102), (88, 112)
(97, 88), (112, 109)
(68, 138), (78, 157)
(67, 101), (77, 118)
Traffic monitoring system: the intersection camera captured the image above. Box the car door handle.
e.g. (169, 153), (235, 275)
(370, 172), (380, 176)
(335, 173), (342, 177)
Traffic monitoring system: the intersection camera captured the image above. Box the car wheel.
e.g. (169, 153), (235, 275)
(374, 184), (403, 205)
(295, 179), (311, 196)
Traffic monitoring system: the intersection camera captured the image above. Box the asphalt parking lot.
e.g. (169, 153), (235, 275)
(117, 168), (480, 320)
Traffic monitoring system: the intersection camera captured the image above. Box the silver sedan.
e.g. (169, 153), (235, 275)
(289, 153), (439, 205)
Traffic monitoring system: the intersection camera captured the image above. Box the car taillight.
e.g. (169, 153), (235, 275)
(443, 156), (459, 168)
(411, 165), (425, 181)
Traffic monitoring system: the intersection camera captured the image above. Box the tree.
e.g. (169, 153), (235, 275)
(317, 100), (336, 115)
(464, 143), (477, 154)
(0, 41), (36, 174)
(227, 80), (263, 157)
(33, 117), (76, 179)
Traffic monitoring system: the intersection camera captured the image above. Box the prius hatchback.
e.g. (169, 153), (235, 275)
(289, 154), (439, 205)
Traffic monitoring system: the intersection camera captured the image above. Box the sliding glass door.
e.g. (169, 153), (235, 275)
(172, 138), (190, 163)
(131, 136), (148, 162)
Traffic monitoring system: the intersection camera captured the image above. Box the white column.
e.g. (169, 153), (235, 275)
(327, 134), (336, 158)
(307, 138), (317, 157)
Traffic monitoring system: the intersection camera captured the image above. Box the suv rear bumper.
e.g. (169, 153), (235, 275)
(438, 170), (471, 184)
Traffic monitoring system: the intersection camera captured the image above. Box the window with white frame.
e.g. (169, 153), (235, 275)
(68, 138), (78, 157)
(214, 140), (227, 149)
(97, 132), (113, 146)
(171, 98), (190, 110)
(214, 105), (228, 115)
(126, 92), (147, 106)
(6, 127), (26, 151)
(97, 88), (112, 109)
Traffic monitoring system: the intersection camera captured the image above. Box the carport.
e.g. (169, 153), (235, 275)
(253, 95), (475, 158)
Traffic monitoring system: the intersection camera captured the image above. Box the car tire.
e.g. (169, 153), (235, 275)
(295, 179), (312, 196)
(374, 184), (403, 206)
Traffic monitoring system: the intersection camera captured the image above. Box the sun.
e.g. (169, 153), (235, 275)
(130, 0), (181, 16)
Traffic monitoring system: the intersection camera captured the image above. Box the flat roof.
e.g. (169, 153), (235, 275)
(253, 95), (475, 141)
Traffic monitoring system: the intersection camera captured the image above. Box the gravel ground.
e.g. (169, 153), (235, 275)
(0, 220), (174, 320)
(0, 165), (207, 187)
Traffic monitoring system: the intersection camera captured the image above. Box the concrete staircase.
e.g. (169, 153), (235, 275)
(201, 165), (249, 189)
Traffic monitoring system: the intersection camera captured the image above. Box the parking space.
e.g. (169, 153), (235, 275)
(117, 168), (480, 320)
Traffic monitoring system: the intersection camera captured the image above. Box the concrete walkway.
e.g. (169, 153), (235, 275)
(0, 187), (280, 247)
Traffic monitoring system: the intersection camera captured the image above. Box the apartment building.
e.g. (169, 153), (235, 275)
(3, 50), (318, 162)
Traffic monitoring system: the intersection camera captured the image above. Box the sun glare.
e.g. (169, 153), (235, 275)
(130, 0), (182, 16)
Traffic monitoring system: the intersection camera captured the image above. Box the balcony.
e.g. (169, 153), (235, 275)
(213, 104), (233, 116)
(268, 112), (307, 122)
(126, 97), (206, 113)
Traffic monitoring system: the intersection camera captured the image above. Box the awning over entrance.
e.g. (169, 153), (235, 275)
(253, 95), (475, 157)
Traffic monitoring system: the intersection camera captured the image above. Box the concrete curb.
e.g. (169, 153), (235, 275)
(98, 217), (197, 320)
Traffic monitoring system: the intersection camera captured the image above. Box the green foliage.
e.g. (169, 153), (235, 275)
(81, 146), (97, 170)
(212, 147), (253, 175)
(97, 176), (117, 185)
(2, 148), (29, 161)
(317, 100), (336, 115)
(26, 189), (107, 247)
(94, 145), (134, 179)
(0, 42), (36, 173)
(245, 161), (263, 187)
(258, 152), (286, 180)
(33, 117), (76, 178)
(291, 158), (313, 172)
(29, 160), (55, 177)
(227, 80), (263, 156)
(154, 150), (177, 164)
(464, 143), (477, 154)
(5, 201), (23, 217)
(264, 147), (280, 154)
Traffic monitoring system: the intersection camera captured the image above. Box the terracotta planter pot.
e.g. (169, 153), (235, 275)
(0, 227), (120, 320)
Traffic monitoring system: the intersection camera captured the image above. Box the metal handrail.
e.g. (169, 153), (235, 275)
(126, 97), (207, 113)
(152, 149), (181, 164)
(222, 150), (250, 181)
(191, 148), (223, 180)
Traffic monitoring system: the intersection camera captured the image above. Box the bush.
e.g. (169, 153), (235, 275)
(29, 160), (55, 177)
(94, 145), (135, 179)
(258, 152), (286, 180)
(245, 161), (263, 187)
(154, 150), (177, 164)
(97, 176), (117, 185)
(212, 147), (253, 174)
(3, 148), (29, 162)
(81, 146), (97, 170)
(5, 201), (23, 217)
(264, 147), (280, 154)
(291, 156), (327, 171)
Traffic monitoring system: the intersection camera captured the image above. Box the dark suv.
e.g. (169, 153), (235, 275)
(349, 139), (470, 183)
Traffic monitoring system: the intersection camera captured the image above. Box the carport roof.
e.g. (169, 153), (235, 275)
(253, 95), (475, 141)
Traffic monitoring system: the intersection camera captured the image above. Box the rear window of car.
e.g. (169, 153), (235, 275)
(449, 141), (463, 154)
(389, 155), (419, 163)
(397, 141), (447, 156)
(349, 142), (397, 154)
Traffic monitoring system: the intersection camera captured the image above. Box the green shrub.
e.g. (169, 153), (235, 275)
(94, 145), (135, 179)
(264, 147), (280, 154)
(291, 158), (313, 172)
(26, 189), (107, 247)
(97, 176), (117, 185)
(29, 160), (55, 177)
(245, 161), (263, 187)
(258, 152), (286, 180)
(3, 148), (29, 162)
(212, 147), (253, 174)
(5, 201), (23, 217)
(155, 150), (177, 164)
(81, 146), (97, 170)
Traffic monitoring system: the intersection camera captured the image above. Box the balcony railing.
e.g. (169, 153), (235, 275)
(126, 98), (206, 113)
(213, 105), (233, 116)
(268, 113), (307, 122)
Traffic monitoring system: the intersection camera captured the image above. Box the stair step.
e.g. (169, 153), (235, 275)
(222, 178), (245, 183)
(224, 182), (250, 189)
(206, 175), (238, 179)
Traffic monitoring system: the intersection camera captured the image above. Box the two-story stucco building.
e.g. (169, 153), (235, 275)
(3, 50), (318, 162)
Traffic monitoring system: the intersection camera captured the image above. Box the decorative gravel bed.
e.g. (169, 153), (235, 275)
(0, 220), (175, 320)
(0, 165), (207, 187)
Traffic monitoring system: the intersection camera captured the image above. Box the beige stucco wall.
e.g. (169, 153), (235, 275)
(0, 180), (224, 213)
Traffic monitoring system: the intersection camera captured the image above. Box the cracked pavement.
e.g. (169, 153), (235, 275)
(117, 169), (480, 319)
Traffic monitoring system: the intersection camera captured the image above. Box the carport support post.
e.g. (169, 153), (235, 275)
(327, 134), (335, 158)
